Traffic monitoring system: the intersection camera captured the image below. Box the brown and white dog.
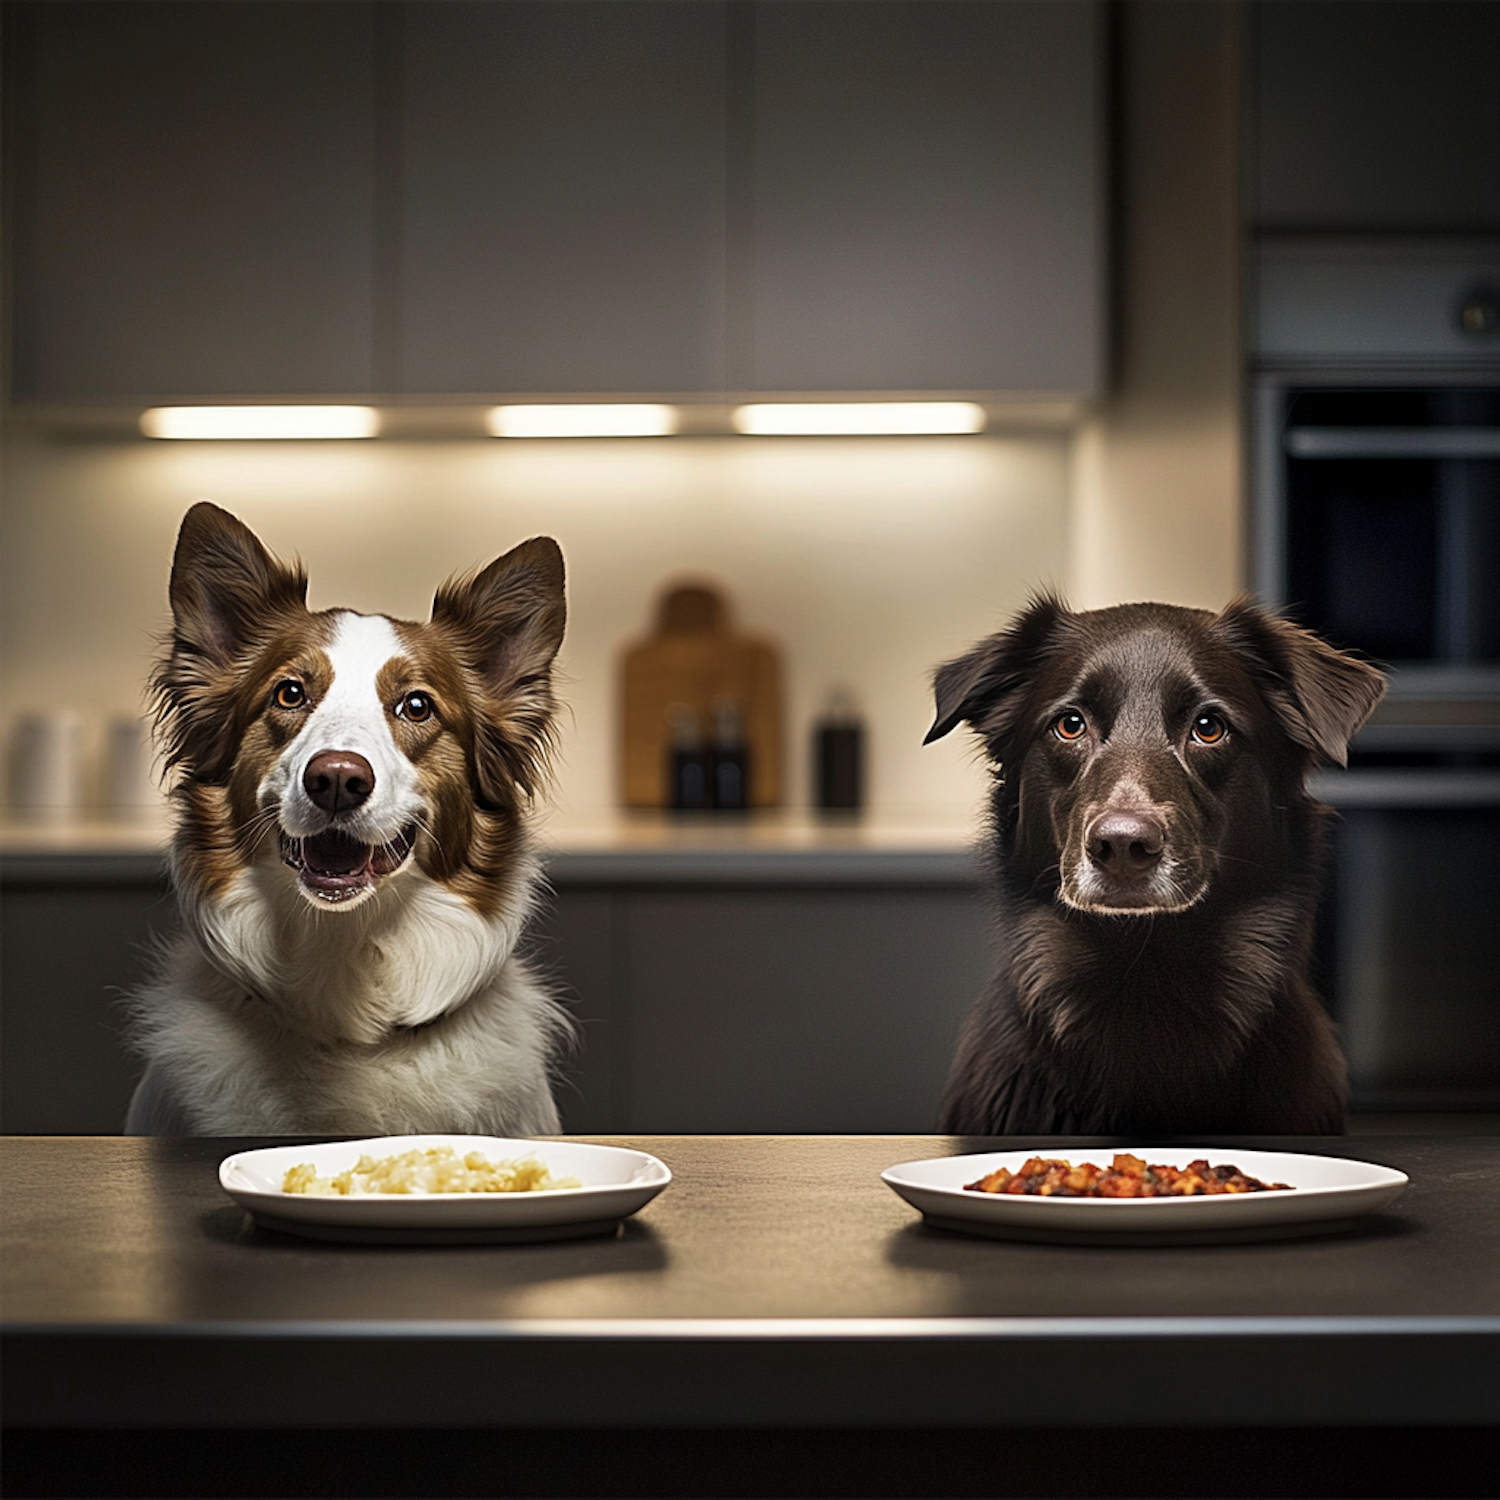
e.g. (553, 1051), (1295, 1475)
(926, 595), (1386, 1137)
(125, 502), (572, 1135)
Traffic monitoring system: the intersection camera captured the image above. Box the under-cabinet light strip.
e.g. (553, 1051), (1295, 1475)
(136, 402), (993, 440)
(731, 402), (987, 436)
(140, 406), (380, 440)
(486, 404), (679, 438)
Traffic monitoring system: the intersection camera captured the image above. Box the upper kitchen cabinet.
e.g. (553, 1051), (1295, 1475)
(7, 0), (1106, 403)
(397, 3), (729, 395)
(398, 0), (1104, 399)
(7, 2), (379, 401)
(1252, 0), (1500, 232)
(745, 1), (1104, 395)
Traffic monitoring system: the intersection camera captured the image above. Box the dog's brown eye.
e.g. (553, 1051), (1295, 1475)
(1192, 712), (1228, 745)
(1053, 710), (1088, 742)
(272, 680), (306, 711)
(396, 691), (435, 724)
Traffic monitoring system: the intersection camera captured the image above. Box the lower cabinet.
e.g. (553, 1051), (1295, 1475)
(0, 860), (990, 1135)
(532, 884), (990, 1134)
(0, 863), (171, 1133)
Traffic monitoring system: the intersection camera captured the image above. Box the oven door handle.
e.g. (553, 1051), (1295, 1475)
(1287, 427), (1500, 460)
(1312, 770), (1500, 807)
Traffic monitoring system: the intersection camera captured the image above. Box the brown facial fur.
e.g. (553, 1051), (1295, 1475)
(170, 627), (338, 900)
(381, 625), (529, 918)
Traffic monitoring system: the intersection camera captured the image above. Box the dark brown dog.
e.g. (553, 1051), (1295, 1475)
(926, 596), (1386, 1136)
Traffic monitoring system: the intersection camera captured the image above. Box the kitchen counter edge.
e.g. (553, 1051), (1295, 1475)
(0, 841), (983, 888)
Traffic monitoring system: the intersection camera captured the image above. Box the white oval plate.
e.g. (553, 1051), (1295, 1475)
(882, 1147), (1408, 1244)
(220, 1135), (671, 1244)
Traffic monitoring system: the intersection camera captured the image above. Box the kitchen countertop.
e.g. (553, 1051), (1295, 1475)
(0, 809), (984, 885)
(5, 1133), (1496, 1496)
(5, 1134), (1498, 1422)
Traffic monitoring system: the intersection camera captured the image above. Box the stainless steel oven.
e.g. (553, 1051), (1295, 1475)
(1253, 372), (1500, 1110)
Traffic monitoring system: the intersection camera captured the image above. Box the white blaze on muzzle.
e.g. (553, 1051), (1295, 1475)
(260, 612), (428, 906)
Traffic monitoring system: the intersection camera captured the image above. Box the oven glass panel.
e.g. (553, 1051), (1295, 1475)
(1287, 457), (1439, 660)
(1282, 386), (1500, 666)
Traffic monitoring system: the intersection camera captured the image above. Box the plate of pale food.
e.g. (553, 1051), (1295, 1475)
(219, 1135), (672, 1244)
(881, 1147), (1408, 1245)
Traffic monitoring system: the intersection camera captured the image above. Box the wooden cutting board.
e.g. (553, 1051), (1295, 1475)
(619, 583), (783, 808)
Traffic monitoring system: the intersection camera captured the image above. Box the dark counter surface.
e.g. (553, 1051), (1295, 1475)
(4, 1133), (1498, 1437)
(6, 1134), (1500, 1324)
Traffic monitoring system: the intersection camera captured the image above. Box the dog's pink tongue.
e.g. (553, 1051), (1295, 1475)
(301, 830), (371, 876)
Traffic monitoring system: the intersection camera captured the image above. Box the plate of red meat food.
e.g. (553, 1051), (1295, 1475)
(881, 1148), (1408, 1244)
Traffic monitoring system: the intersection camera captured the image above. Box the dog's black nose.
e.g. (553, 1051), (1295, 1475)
(1086, 809), (1165, 875)
(303, 751), (375, 814)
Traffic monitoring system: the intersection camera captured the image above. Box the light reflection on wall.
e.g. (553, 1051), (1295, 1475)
(0, 429), (1069, 816)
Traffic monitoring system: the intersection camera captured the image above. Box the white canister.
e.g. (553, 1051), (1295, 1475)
(104, 714), (162, 818)
(8, 711), (85, 821)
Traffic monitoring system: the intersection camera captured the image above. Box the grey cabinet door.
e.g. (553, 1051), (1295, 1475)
(0, 873), (171, 1133)
(1253, 0), (1500, 232)
(745, 0), (1105, 394)
(621, 888), (989, 1133)
(9, 2), (379, 400)
(398, 1), (729, 395)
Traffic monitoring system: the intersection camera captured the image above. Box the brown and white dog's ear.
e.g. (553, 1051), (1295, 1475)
(925, 594), (1066, 748)
(1215, 597), (1386, 767)
(153, 503), (308, 779)
(431, 537), (567, 801)
(432, 536), (566, 697)
(167, 501), (308, 666)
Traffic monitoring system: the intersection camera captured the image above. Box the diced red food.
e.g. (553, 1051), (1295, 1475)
(963, 1153), (1292, 1197)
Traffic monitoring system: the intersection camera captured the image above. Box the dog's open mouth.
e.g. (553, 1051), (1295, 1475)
(279, 825), (417, 904)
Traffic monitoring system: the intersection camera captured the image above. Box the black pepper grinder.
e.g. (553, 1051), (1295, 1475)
(666, 704), (709, 811)
(814, 689), (864, 812)
(709, 696), (750, 811)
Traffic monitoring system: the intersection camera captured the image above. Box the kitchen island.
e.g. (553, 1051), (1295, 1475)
(3, 1133), (1497, 1497)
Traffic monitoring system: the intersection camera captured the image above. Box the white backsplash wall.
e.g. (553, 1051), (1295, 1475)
(0, 427), (1071, 822)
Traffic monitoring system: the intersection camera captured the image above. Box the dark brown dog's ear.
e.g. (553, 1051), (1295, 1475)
(925, 594), (1066, 746)
(1215, 597), (1386, 767)
(167, 502), (308, 666)
(432, 537), (567, 800)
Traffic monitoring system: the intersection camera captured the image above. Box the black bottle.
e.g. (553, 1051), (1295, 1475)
(666, 704), (709, 811)
(708, 696), (750, 811)
(814, 690), (864, 812)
